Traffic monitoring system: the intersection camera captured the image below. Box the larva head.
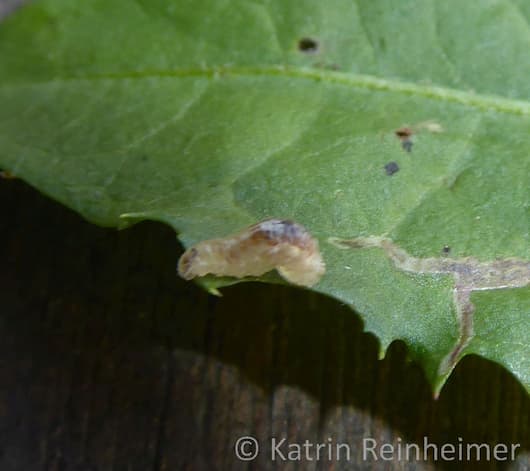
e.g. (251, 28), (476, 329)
(177, 247), (198, 280)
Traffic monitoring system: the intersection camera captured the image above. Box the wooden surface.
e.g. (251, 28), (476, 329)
(0, 179), (529, 471)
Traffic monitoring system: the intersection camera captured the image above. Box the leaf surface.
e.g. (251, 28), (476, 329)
(0, 0), (529, 393)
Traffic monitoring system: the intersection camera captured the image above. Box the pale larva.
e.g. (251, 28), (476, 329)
(178, 219), (325, 287)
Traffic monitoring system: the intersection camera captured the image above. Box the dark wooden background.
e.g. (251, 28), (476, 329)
(0, 3), (529, 470)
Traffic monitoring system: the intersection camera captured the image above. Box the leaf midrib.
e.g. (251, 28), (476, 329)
(3, 66), (530, 117)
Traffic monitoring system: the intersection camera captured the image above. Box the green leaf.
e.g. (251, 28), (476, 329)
(0, 0), (528, 395)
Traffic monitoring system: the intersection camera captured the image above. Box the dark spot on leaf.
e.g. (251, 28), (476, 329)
(401, 140), (413, 152)
(384, 161), (400, 176)
(298, 37), (319, 53)
(442, 245), (451, 255)
(395, 127), (413, 152)
(395, 127), (413, 138)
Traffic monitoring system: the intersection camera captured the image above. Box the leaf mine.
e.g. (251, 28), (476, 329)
(328, 236), (530, 376)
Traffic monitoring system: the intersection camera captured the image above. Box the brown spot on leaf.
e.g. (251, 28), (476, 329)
(394, 121), (443, 152)
(395, 127), (413, 139)
(298, 37), (319, 53)
(395, 127), (414, 152)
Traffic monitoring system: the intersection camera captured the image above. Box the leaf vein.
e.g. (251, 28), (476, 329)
(4, 67), (530, 117)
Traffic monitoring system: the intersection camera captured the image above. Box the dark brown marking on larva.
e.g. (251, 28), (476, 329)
(178, 219), (325, 287)
(251, 219), (312, 247)
(328, 235), (530, 377)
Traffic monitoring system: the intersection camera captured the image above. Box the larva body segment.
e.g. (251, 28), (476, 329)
(178, 219), (325, 287)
